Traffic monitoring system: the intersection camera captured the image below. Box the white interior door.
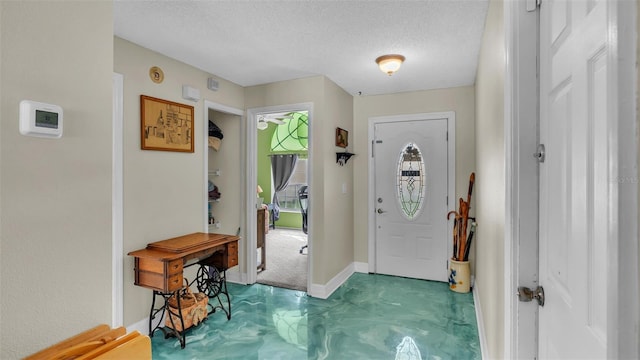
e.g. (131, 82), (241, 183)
(538, 0), (608, 357)
(373, 119), (449, 281)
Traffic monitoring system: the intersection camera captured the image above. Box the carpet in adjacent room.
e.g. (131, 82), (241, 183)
(256, 228), (307, 291)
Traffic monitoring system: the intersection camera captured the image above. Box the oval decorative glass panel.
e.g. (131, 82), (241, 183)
(396, 143), (426, 220)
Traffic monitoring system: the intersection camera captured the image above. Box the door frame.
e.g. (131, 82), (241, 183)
(504, 1), (639, 358)
(503, 2), (539, 358)
(112, 72), (124, 328)
(367, 112), (456, 274)
(246, 103), (313, 287)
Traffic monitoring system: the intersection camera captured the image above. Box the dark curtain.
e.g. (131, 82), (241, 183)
(270, 154), (298, 221)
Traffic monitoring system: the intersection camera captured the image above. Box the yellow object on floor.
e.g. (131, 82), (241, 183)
(25, 324), (151, 360)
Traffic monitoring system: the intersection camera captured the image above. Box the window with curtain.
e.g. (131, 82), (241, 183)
(270, 111), (308, 211)
(275, 158), (307, 211)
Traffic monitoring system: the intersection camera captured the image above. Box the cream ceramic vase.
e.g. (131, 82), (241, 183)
(449, 259), (471, 293)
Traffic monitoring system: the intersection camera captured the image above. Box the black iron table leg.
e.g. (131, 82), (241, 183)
(148, 290), (187, 348)
(195, 265), (232, 320)
(148, 291), (157, 337)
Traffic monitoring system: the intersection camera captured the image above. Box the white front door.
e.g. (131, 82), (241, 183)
(538, 0), (608, 357)
(373, 119), (449, 281)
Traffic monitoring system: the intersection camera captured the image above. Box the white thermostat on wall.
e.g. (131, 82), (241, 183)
(19, 100), (63, 138)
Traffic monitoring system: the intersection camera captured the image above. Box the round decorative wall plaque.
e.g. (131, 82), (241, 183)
(149, 66), (164, 84)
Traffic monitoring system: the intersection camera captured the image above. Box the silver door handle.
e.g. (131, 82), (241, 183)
(377, 208), (386, 214)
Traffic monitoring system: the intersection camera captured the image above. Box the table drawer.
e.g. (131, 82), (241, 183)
(137, 258), (183, 276)
(135, 271), (183, 292)
(199, 241), (238, 270)
(166, 260), (183, 275)
(227, 242), (238, 268)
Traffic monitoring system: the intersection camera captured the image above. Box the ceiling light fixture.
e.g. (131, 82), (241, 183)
(257, 120), (269, 130)
(257, 114), (289, 130)
(375, 54), (406, 76)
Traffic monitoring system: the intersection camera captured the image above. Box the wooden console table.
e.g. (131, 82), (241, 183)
(128, 232), (239, 348)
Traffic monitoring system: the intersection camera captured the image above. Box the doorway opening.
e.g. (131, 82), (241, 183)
(247, 104), (313, 292)
(256, 111), (309, 291)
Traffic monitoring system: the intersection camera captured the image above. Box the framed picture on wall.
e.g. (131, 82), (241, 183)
(140, 95), (194, 152)
(336, 127), (348, 148)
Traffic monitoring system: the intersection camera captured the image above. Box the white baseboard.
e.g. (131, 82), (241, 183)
(353, 261), (369, 273)
(126, 313), (163, 337)
(226, 267), (245, 284)
(473, 282), (489, 360)
(308, 262), (356, 299)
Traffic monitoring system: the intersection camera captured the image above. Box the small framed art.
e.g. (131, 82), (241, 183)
(140, 95), (194, 152)
(336, 127), (348, 148)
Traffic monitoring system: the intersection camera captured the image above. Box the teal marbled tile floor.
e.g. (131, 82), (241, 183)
(152, 273), (480, 360)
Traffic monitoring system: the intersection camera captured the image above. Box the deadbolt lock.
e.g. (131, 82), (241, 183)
(517, 286), (545, 307)
(534, 144), (546, 163)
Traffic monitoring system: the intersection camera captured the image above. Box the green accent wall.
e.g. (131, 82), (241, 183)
(274, 211), (303, 229)
(257, 123), (302, 229)
(257, 123), (273, 203)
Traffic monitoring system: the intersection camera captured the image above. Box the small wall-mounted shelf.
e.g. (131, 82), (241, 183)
(336, 152), (355, 166)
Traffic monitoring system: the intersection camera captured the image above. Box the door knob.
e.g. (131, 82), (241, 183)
(377, 208), (386, 214)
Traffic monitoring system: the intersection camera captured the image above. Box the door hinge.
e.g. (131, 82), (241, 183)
(446, 131), (448, 141)
(526, 0), (540, 11)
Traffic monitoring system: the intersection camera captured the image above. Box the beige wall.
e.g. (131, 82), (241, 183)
(474, 1), (505, 358)
(245, 76), (354, 285)
(114, 37), (245, 326)
(321, 78), (355, 283)
(0, 2), (114, 358)
(352, 86), (476, 266)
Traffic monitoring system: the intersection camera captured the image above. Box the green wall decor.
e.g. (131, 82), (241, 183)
(271, 112), (308, 152)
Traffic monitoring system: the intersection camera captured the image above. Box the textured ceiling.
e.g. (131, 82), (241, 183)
(114, 1), (489, 96)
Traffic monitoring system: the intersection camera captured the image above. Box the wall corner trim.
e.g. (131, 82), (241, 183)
(308, 263), (356, 299)
(473, 283), (490, 360)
